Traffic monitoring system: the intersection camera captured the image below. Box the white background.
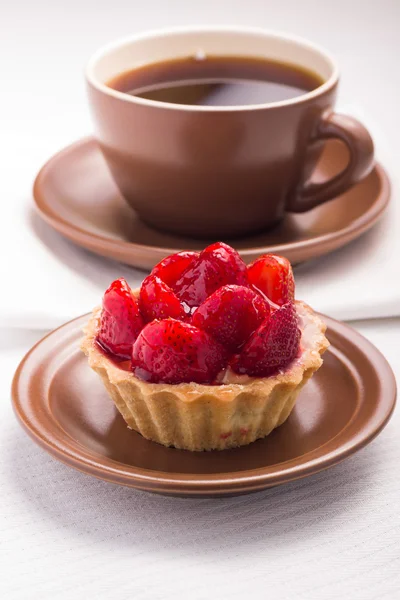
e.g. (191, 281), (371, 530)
(1, 1), (400, 598)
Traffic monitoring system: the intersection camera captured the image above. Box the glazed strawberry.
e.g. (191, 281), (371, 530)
(248, 254), (294, 306)
(174, 242), (248, 307)
(139, 275), (188, 322)
(192, 285), (269, 351)
(97, 278), (144, 359)
(131, 319), (228, 384)
(231, 302), (301, 377)
(151, 251), (199, 288)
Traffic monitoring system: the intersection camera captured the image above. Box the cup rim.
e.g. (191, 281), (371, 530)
(86, 26), (339, 112)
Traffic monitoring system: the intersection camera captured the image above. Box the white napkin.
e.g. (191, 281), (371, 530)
(1, 107), (398, 329)
(296, 105), (399, 320)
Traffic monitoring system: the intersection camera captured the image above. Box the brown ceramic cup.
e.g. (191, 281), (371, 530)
(86, 27), (374, 238)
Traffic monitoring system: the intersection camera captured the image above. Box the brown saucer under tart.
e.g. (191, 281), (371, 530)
(33, 137), (390, 269)
(12, 312), (396, 497)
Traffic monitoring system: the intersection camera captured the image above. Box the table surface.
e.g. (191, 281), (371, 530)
(1, 1), (399, 599)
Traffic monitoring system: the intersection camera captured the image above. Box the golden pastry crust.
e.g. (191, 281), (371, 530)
(81, 299), (329, 451)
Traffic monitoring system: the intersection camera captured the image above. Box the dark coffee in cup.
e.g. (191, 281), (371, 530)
(107, 55), (324, 107)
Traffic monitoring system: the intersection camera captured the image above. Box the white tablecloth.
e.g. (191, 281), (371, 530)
(1, 1), (399, 598)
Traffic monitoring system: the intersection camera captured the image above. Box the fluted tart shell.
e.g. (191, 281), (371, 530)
(81, 299), (329, 451)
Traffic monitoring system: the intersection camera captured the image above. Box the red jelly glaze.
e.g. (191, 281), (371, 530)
(139, 274), (186, 322)
(95, 339), (132, 371)
(248, 254), (294, 306)
(191, 284), (269, 352)
(131, 319), (228, 385)
(97, 246), (301, 384)
(151, 251), (199, 288)
(97, 277), (144, 359)
(231, 301), (301, 377)
(174, 242), (249, 308)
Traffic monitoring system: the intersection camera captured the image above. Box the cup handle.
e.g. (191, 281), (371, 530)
(287, 111), (375, 212)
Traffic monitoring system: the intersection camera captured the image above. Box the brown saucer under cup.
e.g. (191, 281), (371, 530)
(33, 137), (390, 269)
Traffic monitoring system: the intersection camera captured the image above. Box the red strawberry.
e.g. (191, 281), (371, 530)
(131, 319), (228, 384)
(174, 242), (248, 307)
(231, 302), (301, 377)
(247, 254), (294, 306)
(151, 251), (199, 288)
(191, 285), (269, 351)
(139, 275), (188, 323)
(97, 278), (144, 359)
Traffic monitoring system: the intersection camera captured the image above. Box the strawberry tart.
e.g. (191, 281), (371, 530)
(81, 243), (329, 451)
